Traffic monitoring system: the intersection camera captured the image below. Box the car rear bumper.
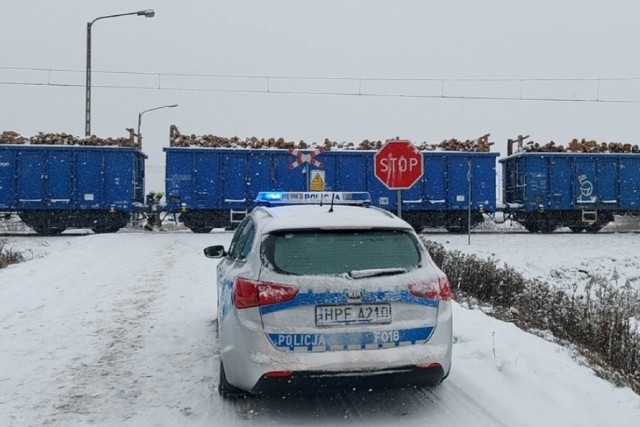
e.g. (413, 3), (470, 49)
(251, 364), (446, 396)
(220, 302), (453, 392)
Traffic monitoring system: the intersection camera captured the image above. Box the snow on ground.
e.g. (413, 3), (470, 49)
(426, 226), (640, 295)
(1, 230), (640, 426)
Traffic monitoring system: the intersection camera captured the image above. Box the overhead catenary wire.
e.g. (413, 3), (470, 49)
(3, 66), (640, 104)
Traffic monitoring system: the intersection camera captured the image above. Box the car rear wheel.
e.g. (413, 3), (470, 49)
(218, 361), (249, 399)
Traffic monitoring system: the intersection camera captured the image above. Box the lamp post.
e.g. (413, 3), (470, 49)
(137, 104), (178, 138)
(85, 9), (155, 137)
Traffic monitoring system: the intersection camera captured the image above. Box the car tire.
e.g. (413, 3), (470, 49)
(218, 361), (249, 399)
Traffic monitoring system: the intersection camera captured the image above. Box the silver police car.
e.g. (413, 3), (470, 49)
(204, 192), (452, 397)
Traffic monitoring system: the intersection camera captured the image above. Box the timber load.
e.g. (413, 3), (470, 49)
(1, 129), (139, 148)
(169, 125), (493, 152)
(510, 135), (640, 154)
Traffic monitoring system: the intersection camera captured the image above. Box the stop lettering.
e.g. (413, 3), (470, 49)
(374, 140), (424, 189)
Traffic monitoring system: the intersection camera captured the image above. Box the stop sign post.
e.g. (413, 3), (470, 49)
(374, 140), (424, 217)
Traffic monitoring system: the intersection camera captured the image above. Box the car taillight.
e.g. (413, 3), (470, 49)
(233, 277), (299, 309)
(416, 362), (442, 370)
(263, 371), (293, 378)
(408, 276), (452, 301)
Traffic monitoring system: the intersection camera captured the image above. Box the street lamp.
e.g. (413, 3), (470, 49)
(85, 9), (155, 137)
(137, 104), (178, 138)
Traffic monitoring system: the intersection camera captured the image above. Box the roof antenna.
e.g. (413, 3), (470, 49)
(329, 193), (335, 213)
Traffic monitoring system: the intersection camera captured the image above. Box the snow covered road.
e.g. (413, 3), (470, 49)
(1, 231), (639, 426)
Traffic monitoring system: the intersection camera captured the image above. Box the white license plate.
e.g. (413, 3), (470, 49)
(315, 304), (392, 326)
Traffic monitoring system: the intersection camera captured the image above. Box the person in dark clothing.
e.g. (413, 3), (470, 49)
(144, 191), (164, 231)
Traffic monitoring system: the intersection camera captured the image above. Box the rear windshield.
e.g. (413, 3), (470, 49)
(262, 229), (421, 275)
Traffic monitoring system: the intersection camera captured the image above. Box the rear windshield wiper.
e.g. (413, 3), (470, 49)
(348, 267), (408, 279)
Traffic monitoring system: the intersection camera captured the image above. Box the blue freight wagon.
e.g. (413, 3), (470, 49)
(164, 147), (498, 233)
(501, 152), (640, 233)
(0, 145), (146, 234)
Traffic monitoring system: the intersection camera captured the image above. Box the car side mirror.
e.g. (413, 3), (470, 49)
(204, 245), (227, 258)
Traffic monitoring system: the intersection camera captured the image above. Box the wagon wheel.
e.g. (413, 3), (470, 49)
(445, 225), (469, 234)
(189, 226), (213, 234)
(444, 214), (471, 234)
(31, 226), (66, 236)
(537, 221), (557, 233)
(91, 226), (121, 234)
(585, 223), (606, 233)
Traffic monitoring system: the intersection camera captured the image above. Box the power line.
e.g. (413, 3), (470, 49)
(2, 65), (640, 82)
(2, 66), (640, 104)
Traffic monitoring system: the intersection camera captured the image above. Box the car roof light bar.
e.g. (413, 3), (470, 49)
(255, 191), (371, 206)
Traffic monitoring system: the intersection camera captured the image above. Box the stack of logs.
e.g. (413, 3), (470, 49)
(520, 138), (640, 154)
(0, 129), (139, 148)
(169, 125), (494, 152)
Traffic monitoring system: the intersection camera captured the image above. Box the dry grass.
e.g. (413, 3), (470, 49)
(0, 238), (25, 269)
(423, 237), (640, 395)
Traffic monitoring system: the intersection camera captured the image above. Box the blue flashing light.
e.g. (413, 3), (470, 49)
(256, 191), (371, 206)
(261, 192), (284, 201)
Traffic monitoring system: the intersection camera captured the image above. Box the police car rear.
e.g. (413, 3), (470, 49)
(205, 192), (452, 397)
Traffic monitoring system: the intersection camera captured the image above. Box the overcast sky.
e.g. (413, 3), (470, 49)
(2, 0), (640, 190)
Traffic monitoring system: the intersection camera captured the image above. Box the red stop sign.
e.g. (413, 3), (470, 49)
(374, 140), (424, 189)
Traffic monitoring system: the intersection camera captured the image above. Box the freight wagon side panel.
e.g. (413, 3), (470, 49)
(222, 151), (302, 209)
(17, 151), (45, 209)
(46, 151), (73, 208)
(422, 156), (446, 211)
(194, 151), (219, 208)
(164, 149), (217, 210)
(248, 152), (271, 194)
(222, 152), (250, 209)
(502, 153), (640, 233)
(548, 157), (572, 210)
(472, 154), (498, 212)
(103, 152), (136, 211)
(506, 154), (629, 212)
(398, 151), (422, 209)
(526, 156), (550, 211)
(446, 156), (471, 210)
(500, 157), (520, 207)
(503, 156), (549, 212)
(595, 158), (618, 207)
(620, 158), (640, 210)
(0, 149), (15, 209)
(326, 151), (367, 191)
(574, 158), (598, 207)
(270, 151), (305, 192)
(165, 149), (195, 212)
(76, 152), (103, 208)
(133, 150), (146, 203)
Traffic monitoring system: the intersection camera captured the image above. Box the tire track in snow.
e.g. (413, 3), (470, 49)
(45, 241), (178, 424)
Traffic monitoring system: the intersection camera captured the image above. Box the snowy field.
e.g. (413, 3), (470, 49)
(426, 224), (640, 296)
(1, 228), (640, 426)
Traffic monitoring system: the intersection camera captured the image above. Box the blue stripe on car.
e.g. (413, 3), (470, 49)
(267, 327), (434, 351)
(259, 290), (439, 315)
